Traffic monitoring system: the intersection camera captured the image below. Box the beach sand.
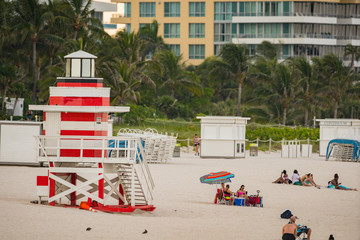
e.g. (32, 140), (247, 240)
(0, 152), (359, 240)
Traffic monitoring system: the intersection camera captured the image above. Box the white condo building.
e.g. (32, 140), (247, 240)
(214, 1), (360, 67)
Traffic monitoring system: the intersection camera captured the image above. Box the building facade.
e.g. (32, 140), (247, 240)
(110, 0), (360, 66)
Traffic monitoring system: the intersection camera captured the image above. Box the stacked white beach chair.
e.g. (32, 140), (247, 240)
(117, 128), (177, 164)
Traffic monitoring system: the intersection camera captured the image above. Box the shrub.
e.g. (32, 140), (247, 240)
(123, 104), (156, 125)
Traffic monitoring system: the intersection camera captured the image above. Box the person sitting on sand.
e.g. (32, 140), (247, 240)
(282, 216), (298, 240)
(223, 184), (235, 205)
(282, 216), (312, 240)
(300, 173), (319, 188)
(292, 170), (302, 185)
(236, 185), (249, 202)
(273, 170), (291, 184)
(328, 173), (357, 191)
(214, 183), (225, 203)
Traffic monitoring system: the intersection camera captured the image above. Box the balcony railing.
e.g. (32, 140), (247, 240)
(232, 12), (338, 18)
(232, 33), (338, 39)
(231, 12), (359, 18)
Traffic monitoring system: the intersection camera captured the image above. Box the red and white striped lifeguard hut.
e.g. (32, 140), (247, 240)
(30, 50), (155, 212)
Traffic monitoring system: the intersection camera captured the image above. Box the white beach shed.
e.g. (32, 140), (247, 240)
(0, 121), (43, 165)
(316, 119), (360, 156)
(197, 116), (251, 158)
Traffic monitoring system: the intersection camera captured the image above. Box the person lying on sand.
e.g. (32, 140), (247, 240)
(236, 185), (249, 201)
(328, 173), (357, 191)
(273, 170), (291, 184)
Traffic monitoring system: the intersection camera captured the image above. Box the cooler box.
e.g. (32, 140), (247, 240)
(234, 198), (245, 206)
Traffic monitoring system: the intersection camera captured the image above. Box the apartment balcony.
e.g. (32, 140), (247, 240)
(337, 36), (360, 46)
(337, 14), (360, 25)
(111, 14), (131, 24)
(343, 60), (360, 68)
(232, 13), (337, 24)
(232, 33), (337, 45)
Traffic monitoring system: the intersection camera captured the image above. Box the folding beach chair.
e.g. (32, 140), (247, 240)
(296, 226), (309, 240)
(215, 188), (232, 205)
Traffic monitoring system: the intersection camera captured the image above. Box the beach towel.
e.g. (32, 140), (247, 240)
(328, 184), (349, 190)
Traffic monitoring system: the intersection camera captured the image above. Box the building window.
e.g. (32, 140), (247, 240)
(244, 2), (256, 16)
(165, 2), (180, 17)
(103, 24), (117, 29)
(93, 12), (103, 23)
(257, 2), (263, 16)
(282, 23), (291, 38)
(124, 2), (131, 17)
(126, 24), (131, 33)
(189, 23), (205, 38)
(164, 23), (180, 38)
(168, 44), (180, 56)
(264, 2), (282, 16)
(140, 2), (156, 17)
(189, 44), (205, 59)
(140, 23), (151, 29)
(189, 2), (205, 17)
(237, 23), (256, 38)
(214, 2), (236, 20)
(283, 2), (292, 16)
(214, 44), (222, 56)
(214, 23), (231, 42)
(282, 45), (291, 58)
(247, 44), (256, 56)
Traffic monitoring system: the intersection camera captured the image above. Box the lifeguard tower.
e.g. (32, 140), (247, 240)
(30, 51), (155, 212)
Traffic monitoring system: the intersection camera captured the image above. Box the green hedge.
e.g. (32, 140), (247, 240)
(113, 119), (320, 150)
(246, 124), (319, 141)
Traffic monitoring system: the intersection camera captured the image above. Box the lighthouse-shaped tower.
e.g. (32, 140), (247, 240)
(30, 51), (155, 212)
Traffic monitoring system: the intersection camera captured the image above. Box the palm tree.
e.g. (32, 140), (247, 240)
(344, 44), (359, 69)
(12, 0), (51, 102)
(249, 55), (295, 125)
(272, 63), (295, 125)
(256, 41), (280, 60)
(59, 0), (102, 40)
(291, 56), (319, 126)
(219, 44), (250, 116)
(151, 50), (203, 98)
(138, 20), (166, 60)
(316, 54), (356, 118)
(105, 59), (155, 105)
(115, 31), (144, 63)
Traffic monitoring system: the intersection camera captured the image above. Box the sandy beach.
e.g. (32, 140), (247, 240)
(0, 152), (359, 240)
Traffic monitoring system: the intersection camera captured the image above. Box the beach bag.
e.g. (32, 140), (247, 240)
(281, 210), (293, 219)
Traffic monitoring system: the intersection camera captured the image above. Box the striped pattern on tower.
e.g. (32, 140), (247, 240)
(43, 50), (109, 158)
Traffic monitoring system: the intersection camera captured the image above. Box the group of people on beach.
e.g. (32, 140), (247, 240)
(273, 170), (357, 191)
(214, 183), (248, 205)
